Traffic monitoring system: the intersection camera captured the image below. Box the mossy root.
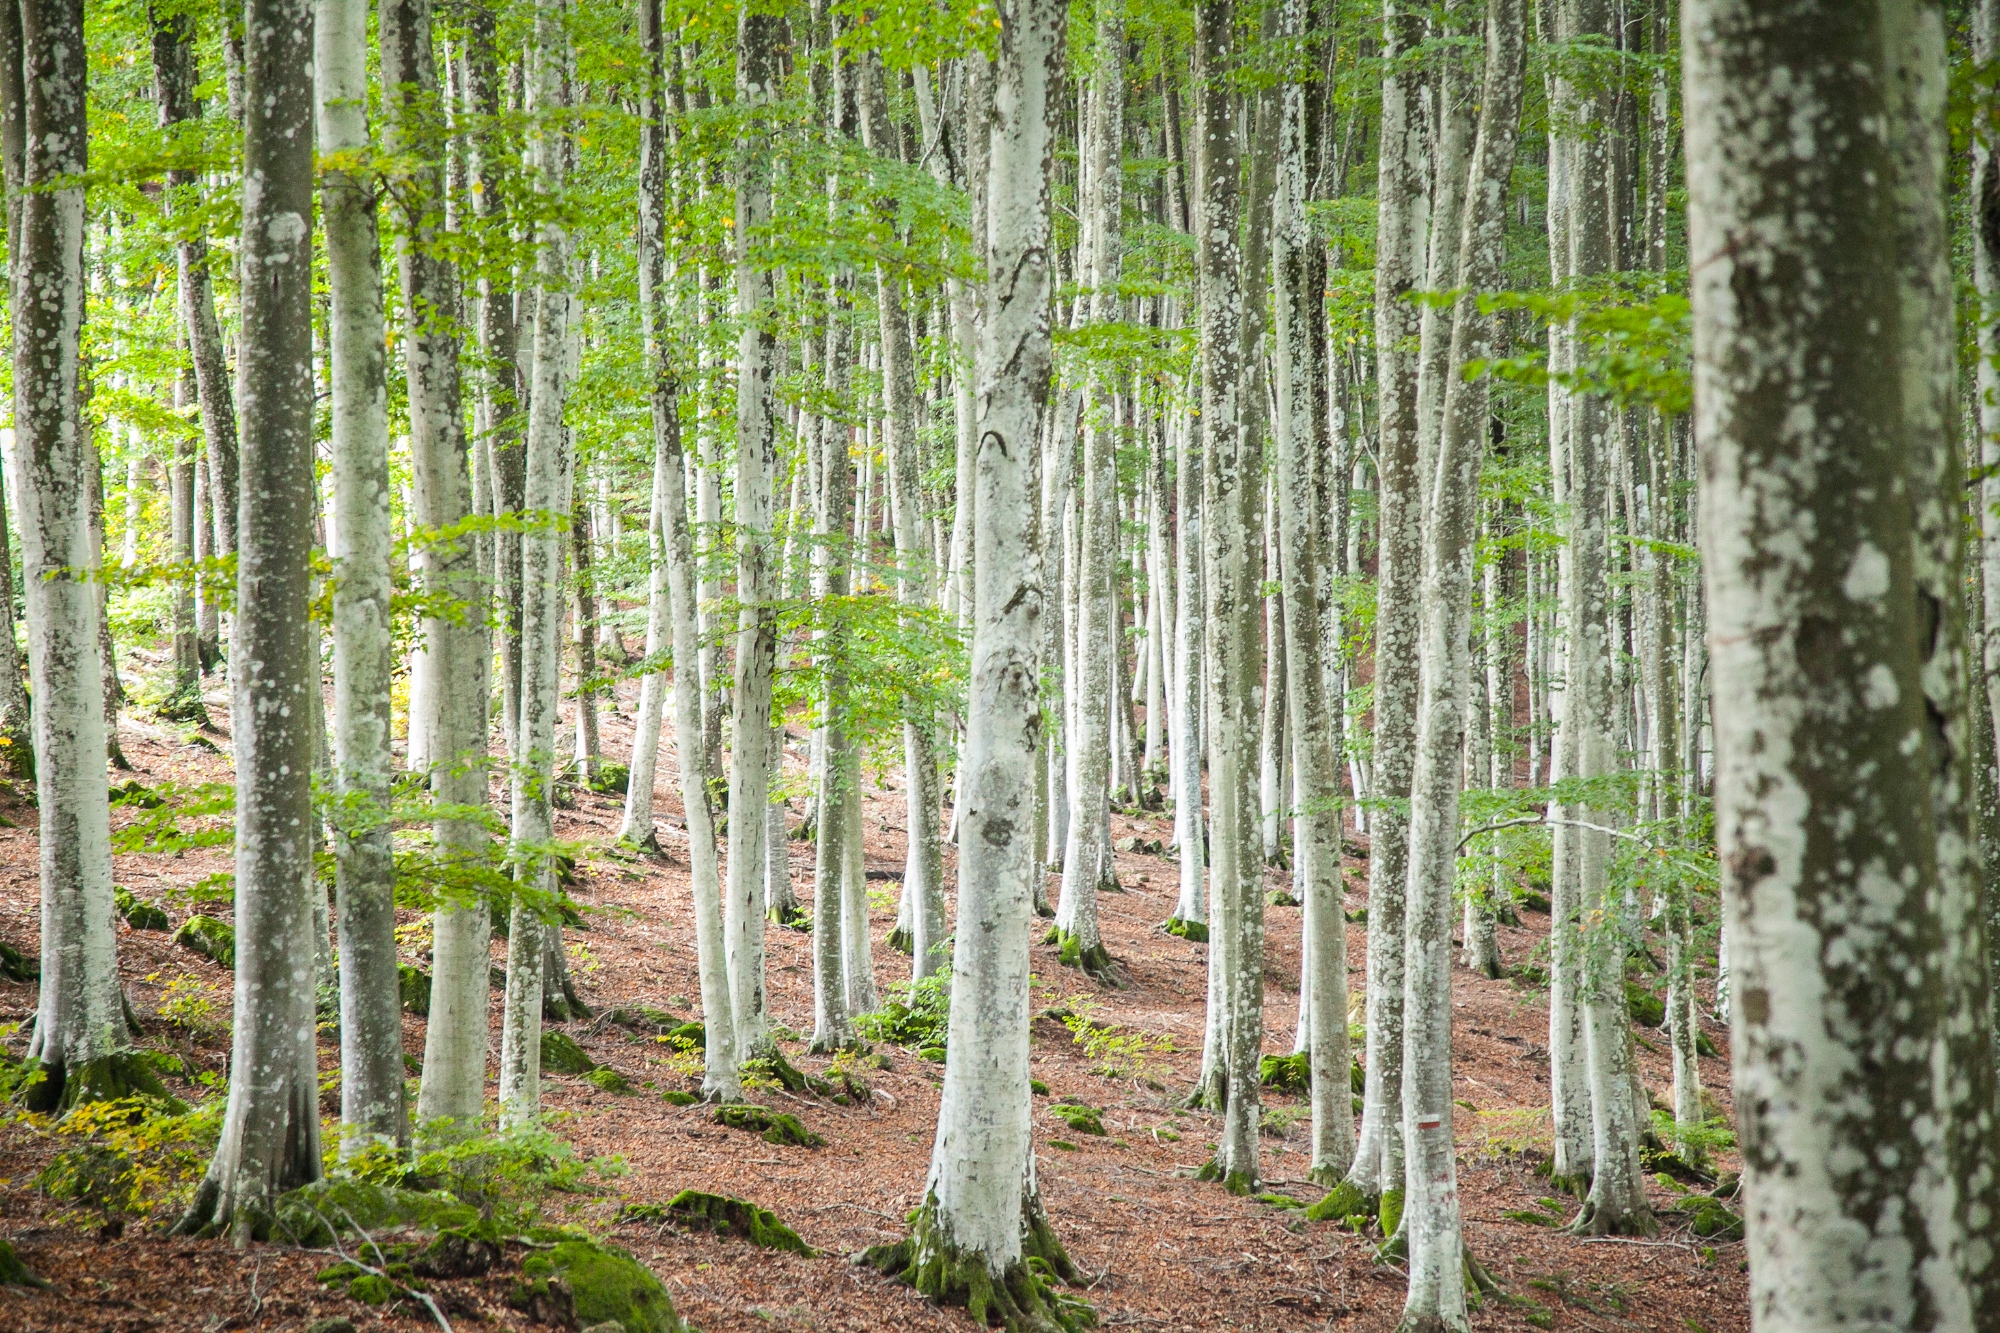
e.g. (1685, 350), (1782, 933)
(861, 1197), (1092, 1333)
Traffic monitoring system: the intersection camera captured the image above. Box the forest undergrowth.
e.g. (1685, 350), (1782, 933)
(0, 682), (1745, 1332)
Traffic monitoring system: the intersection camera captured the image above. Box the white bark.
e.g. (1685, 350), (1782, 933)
(1398, 1), (1524, 1319)
(16, 0), (122, 1106)
(725, 3), (785, 1063)
(1348, 0), (1424, 1205)
(1690, 0), (2000, 1316)
(178, 0), (324, 1230)
(910, 0), (1067, 1291)
(319, 0), (404, 1153)
(1272, 13), (1353, 1183)
(499, 8), (571, 1128)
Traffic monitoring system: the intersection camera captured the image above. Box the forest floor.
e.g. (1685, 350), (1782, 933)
(0, 671), (1748, 1333)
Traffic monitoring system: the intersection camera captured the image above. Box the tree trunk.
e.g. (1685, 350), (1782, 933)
(866, 0), (1085, 1311)
(571, 495), (600, 781)
(1347, 0), (1424, 1210)
(176, 0), (324, 1231)
(15, 0), (127, 1112)
(725, 3), (785, 1064)
(381, 0), (492, 1136)
(1690, 0), (2000, 1315)
(499, 6), (572, 1129)
(1272, 2), (1353, 1183)
(318, 0), (405, 1156)
(1397, 0), (1525, 1320)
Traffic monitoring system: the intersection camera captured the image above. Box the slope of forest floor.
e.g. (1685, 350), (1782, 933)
(0, 676), (1748, 1332)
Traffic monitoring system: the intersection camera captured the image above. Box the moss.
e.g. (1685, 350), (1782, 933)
(1048, 1139), (1078, 1151)
(24, 1050), (177, 1115)
(862, 1194), (1091, 1333)
(886, 926), (915, 955)
(1160, 916), (1208, 943)
(1625, 982), (1665, 1028)
(585, 1067), (633, 1094)
(276, 1180), (478, 1247)
(305, 1319), (358, 1333)
(1030, 1079), (1049, 1096)
(1265, 889), (1301, 908)
(664, 1020), (706, 1050)
(1256, 1192), (1305, 1210)
(1048, 928), (1117, 983)
(1258, 1052), (1310, 1094)
(114, 887), (170, 932)
(541, 1030), (598, 1076)
(1303, 1180), (1373, 1226)
(713, 1103), (823, 1147)
(661, 1089), (698, 1107)
(919, 1045), (947, 1064)
(1049, 1102), (1104, 1136)
(399, 964), (433, 1017)
(1378, 1187), (1405, 1240)
(515, 1238), (682, 1333)
(1674, 1196), (1743, 1241)
(769, 902), (812, 930)
(658, 1190), (813, 1255)
(588, 763), (630, 796)
(606, 1006), (683, 1034)
(0, 1237), (46, 1288)
(173, 915), (235, 969)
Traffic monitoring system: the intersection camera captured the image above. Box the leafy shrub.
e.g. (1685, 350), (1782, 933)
(856, 969), (951, 1049)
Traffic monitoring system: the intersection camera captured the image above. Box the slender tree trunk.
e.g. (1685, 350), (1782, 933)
(177, 0), (323, 1230)
(1169, 398), (1207, 936)
(381, 0), (491, 1135)
(1272, 1), (1353, 1183)
(571, 496), (600, 780)
(1348, 0), (1424, 1210)
(16, 0), (126, 1110)
(317, 0), (405, 1156)
(1690, 0), (2000, 1316)
(1054, 40), (1122, 974)
(864, 0), (1085, 1311)
(811, 360), (859, 1053)
(0, 0), (31, 765)
(1397, 1), (1525, 1321)
(499, 5), (572, 1128)
(725, 3), (785, 1064)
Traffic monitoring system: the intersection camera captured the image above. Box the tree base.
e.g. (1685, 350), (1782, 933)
(861, 1196), (1092, 1333)
(1568, 1195), (1659, 1238)
(1303, 1180), (1373, 1225)
(768, 903), (811, 931)
(1045, 929), (1117, 984)
(1160, 917), (1208, 943)
(22, 1050), (174, 1115)
(887, 927), (914, 956)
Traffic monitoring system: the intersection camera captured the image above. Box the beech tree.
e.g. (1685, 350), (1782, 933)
(177, 0), (323, 1235)
(1690, 0), (2000, 1318)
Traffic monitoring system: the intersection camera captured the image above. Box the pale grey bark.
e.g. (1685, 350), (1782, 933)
(725, 4), (785, 1063)
(499, 6), (572, 1128)
(318, 0), (405, 1154)
(811, 338), (859, 1053)
(1193, 0), (1270, 1190)
(1272, 0), (1352, 1183)
(1055, 50), (1125, 968)
(1398, 0), (1524, 1320)
(16, 0), (122, 1108)
(1690, 0), (2000, 1317)
(381, 0), (490, 1136)
(1348, 0), (1424, 1205)
(1170, 400), (1207, 932)
(177, 0), (324, 1230)
(905, 0), (1070, 1292)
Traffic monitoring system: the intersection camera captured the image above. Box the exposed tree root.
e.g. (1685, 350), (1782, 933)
(21, 1050), (173, 1115)
(1303, 1179), (1373, 1224)
(861, 1196), (1092, 1332)
(1045, 929), (1117, 984)
(886, 927), (914, 955)
(1567, 1195), (1659, 1238)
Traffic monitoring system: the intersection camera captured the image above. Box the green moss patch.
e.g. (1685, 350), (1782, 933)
(512, 1238), (682, 1333)
(1049, 1102), (1104, 1136)
(114, 887), (170, 932)
(585, 1068), (633, 1094)
(0, 1237), (47, 1288)
(1626, 982), (1665, 1028)
(399, 964), (432, 1017)
(1259, 1052), (1310, 1093)
(1161, 916), (1209, 943)
(173, 915), (234, 969)
(541, 1030), (598, 1076)
(649, 1190), (813, 1255)
(276, 1180), (478, 1247)
(713, 1103), (822, 1147)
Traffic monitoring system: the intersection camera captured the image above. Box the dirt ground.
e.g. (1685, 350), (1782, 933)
(0, 675), (1749, 1332)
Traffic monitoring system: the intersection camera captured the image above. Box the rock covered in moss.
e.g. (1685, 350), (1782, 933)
(585, 1067), (633, 1094)
(114, 887), (170, 932)
(173, 915), (235, 968)
(541, 1029), (598, 1075)
(1049, 1101), (1104, 1136)
(511, 1238), (682, 1333)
